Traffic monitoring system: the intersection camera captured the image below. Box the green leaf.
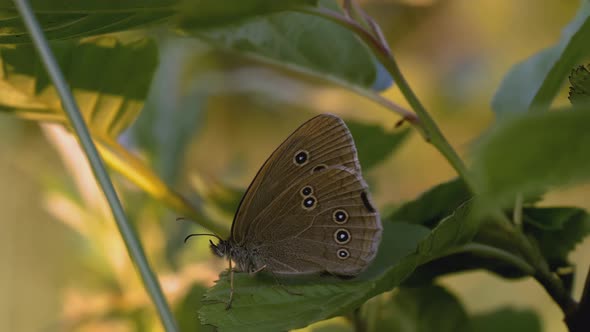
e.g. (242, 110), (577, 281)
(347, 121), (410, 171)
(184, 0), (378, 88)
(492, 0), (590, 115)
(0, 37), (157, 137)
(471, 307), (542, 332)
(129, 39), (211, 184)
(199, 196), (480, 331)
(472, 109), (590, 210)
(415, 200), (477, 264)
(0, 0), (322, 44)
(523, 207), (590, 264)
(405, 250), (527, 285)
(199, 222), (430, 332)
(175, 284), (216, 332)
(0, 1), (177, 44)
(387, 177), (471, 227)
(179, 0), (317, 28)
(363, 285), (470, 332)
(0, 36), (228, 235)
(568, 64), (590, 106)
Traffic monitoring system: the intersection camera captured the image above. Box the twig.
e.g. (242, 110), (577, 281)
(441, 243), (535, 275)
(302, 1), (579, 326)
(300, 5), (471, 188)
(565, 266), (590, 331)
(13, 0), (178, 330)
(513, 193), (523, 229)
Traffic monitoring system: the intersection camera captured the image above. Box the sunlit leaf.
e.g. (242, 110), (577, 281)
(492, 0), (590, 115)
(472, 109), (590, 210)
(0, 37), (157, 137)
(0, 0), (177, 44)
(179, 0), (317, 28)
(185, 0), (380, 88)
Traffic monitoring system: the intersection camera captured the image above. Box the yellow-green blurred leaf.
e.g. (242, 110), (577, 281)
(0, 37), (157, 137)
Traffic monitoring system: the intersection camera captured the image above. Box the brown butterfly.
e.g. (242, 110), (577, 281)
(186, 113), (382, 308)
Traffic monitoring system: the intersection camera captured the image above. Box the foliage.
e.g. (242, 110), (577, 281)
(569, 64), (590, 105)
(4, 0), (590, 331)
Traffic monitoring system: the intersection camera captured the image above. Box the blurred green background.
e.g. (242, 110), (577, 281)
(1, 0), (588, 331)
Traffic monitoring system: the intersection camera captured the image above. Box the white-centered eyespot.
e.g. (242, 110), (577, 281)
(300, 185), (313, 197)
(293, 150), (310, 166)
(332, 209), (349, 224)
(334, 228), (351, 244)
(301, 195), (317, 210)
(337, 248), (350, 260)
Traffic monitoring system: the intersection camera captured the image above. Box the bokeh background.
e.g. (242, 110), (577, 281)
(2, 0), (588, 331)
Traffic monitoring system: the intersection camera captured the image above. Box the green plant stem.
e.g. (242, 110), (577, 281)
(303, 3), (579, 325)
(349, 307), (367, 332)
(513, 193), (523, 229)
(444, 243), (535, 275)
(565, 266), (590, 331)
(300, 6), (474, 190)
(13, 1), (179, 331)
(490, 211), (578, 319)
(98, 138), (229, 237)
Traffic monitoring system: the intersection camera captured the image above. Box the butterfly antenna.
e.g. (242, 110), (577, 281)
(184, 233), (222, 243)
(176, 216), (224, 243)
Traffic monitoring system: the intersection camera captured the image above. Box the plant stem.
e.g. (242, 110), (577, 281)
(301, 6), (474, 190)
(513, 193), (524, 229)
(349, 307), (367, 332)
(565, 266), (590, 332)
(444, 243), (535, 275)
(303, 2), (579, 325)
(97, 138), (229, 237)
(13, 1), (178, 331)
(491, 211), (578, 317)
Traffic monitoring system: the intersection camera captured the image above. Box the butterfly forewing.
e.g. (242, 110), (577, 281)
(231, 114), (362, 245)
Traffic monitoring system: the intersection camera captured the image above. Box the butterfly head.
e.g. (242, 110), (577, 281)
(184, 232), (229, 258)
(209, 239), (230, 258)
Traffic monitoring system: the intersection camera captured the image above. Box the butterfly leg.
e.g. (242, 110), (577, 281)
(226, 259), (235, 310)
(248, 265), (302, 296)
(269, 270), (303, 296)
(249, 264), (267, 276)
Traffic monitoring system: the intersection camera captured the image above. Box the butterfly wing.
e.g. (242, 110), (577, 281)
(247, 166), (382, 276)
(231, 114), (362, 245)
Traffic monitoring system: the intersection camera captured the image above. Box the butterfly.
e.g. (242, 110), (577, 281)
(185, 113), (382, 309)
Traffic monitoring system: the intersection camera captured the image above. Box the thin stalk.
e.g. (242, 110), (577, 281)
(300, 6), (474, 189)
(13, 1), (178, 331)
(97, 138), (229, 237)
(348, 307), (367, 332)
(442, 243), (535, 275)
(513, 193), (524, 229)
(490, 210), (577, 318)
(302, 2), (578, 324)
(565, 266), (590, 331)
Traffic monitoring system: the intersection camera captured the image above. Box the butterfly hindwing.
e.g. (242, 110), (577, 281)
(246, 166), (382, 275)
